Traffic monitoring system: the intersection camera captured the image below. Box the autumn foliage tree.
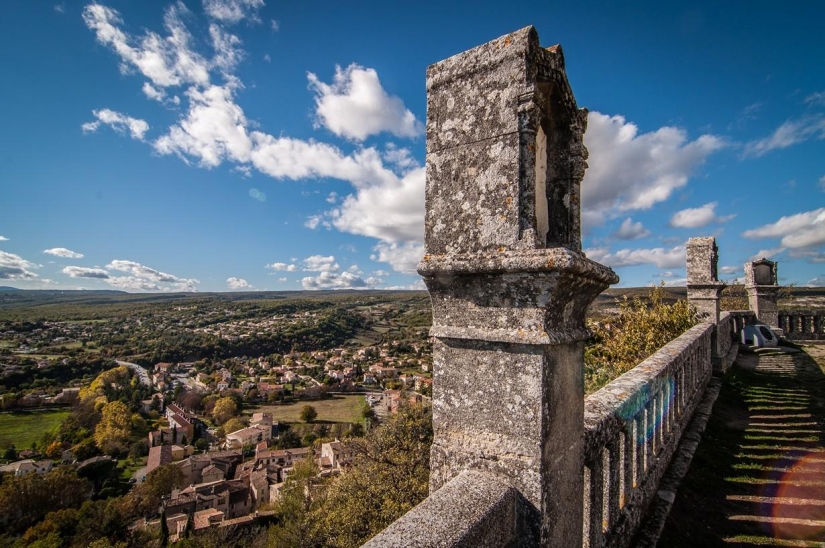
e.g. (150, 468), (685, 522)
(211, 396), (238, 425)
(222, 417), (248, 435)
(584, 284), (697, 393)
(94, 400), (132, 456)
(125, 463), (185, 519)
(299, 405), (317, 423)
(0, 467), (91, 535)
(263, 403), (433, 547)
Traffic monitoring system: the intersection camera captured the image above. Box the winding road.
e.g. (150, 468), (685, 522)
(116, 360), (151, 386)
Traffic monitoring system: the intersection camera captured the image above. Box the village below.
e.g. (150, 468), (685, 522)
(0, 285), (823, 547)
(0, 289), (437, 546)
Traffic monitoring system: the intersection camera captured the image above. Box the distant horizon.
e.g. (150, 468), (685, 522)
(2, 1), (823, 292)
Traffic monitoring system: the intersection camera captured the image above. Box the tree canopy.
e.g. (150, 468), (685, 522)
(94, 401), (133, 456)
(299, 405), (317, 423)
(211, 397), (238, 425)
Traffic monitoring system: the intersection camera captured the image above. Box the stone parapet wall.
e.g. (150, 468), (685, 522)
(778, 309), (825, 341)
(717, 312), (733, 359)
(713, 312), (739, 372)
(362, 471), (519, 548)
(582, 322), (713, 548)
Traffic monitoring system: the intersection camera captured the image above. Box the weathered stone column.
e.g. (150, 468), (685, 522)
(745, 258), (779, 327)
(686, 237), (724, 323)
(686, 237), (726, 370)
(419, 27), (618, 547)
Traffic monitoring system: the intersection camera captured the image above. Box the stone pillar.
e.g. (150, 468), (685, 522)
(745, 258), (779, 327)
(686, 237), (724, 323)
(420, 27), (618, 547)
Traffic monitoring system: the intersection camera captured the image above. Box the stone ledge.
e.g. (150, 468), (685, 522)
(430, 325), (591, 345)
(418, 248), (618, 284)
(583, 322), (714, 447)
(362, 470), (518, 548)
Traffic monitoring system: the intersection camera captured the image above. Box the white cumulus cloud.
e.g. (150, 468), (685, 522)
(611, 218), (650, 240)
(370, 242), (424, 276)
(106, 259), (199, 291)
(307, 64), (423, 141)
(202, 0), (264, 24)
(44, 247), (84, 259)
(302, 255), (339, 272)
(748, 248), (784, 262)
(805, 91), (825, 106)
(142, 82), (165, 102)
(226, 277), (251, 289)
(0, 251), (39, 280)
(154, 83), (252, 167)
(742, 208), (825, 250)
(209, 24), (244, 73)
(83, 109), (149, 140)
(301, 271), (381, 291)
(0, 236), (9, 241)
(63, 266), (110, 279)
(266, 262), (296, 272)
(83, 3), (210, 88)
(669, 202), (734, 228)
(585, 245), (685, 269)
(330, 167), (424, 243)
(582, 112), (726, 228)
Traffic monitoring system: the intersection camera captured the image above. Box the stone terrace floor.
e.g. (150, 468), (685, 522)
(659, 344), (825, 547)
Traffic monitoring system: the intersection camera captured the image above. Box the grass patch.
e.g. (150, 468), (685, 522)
(251, 395), (365, 425)
(119, 456), (147, 480)
(0, 408), (70, 450)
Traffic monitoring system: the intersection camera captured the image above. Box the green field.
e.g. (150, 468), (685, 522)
(0, 409), (69, 450)
(252, 395), (365, 424)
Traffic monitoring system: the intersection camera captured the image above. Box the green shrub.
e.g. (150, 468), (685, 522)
(585, 284), (697, 394)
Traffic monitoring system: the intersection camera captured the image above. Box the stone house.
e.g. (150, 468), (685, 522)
(225, 425), (271, 449)
(147, 445), (173, 474)
(0, 459), (52, 476)
(166, 479), (252, 520)
(177, 450), (242, 486)
(319, 440), (354, 470)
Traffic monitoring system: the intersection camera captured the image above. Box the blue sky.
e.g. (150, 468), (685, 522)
(1, 0), (823, 292)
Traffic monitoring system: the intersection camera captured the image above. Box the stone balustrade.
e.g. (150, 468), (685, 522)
(581, 322), (713, 548)
(778, 309), (825, 341)
(716, 312), (733, 360)
(727, 310), (756, 335)
(362, 471), (519, 548)
(365, 322), (715, 548)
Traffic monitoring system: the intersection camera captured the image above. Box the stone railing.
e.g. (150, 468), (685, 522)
(716, 312), (733, 359)
(778, 309), (825, 342)
(366, 323), (715, 548)
(726, 310), (756, 335)
(362, 471), (520, 548)
(581, 322), (713, 548)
